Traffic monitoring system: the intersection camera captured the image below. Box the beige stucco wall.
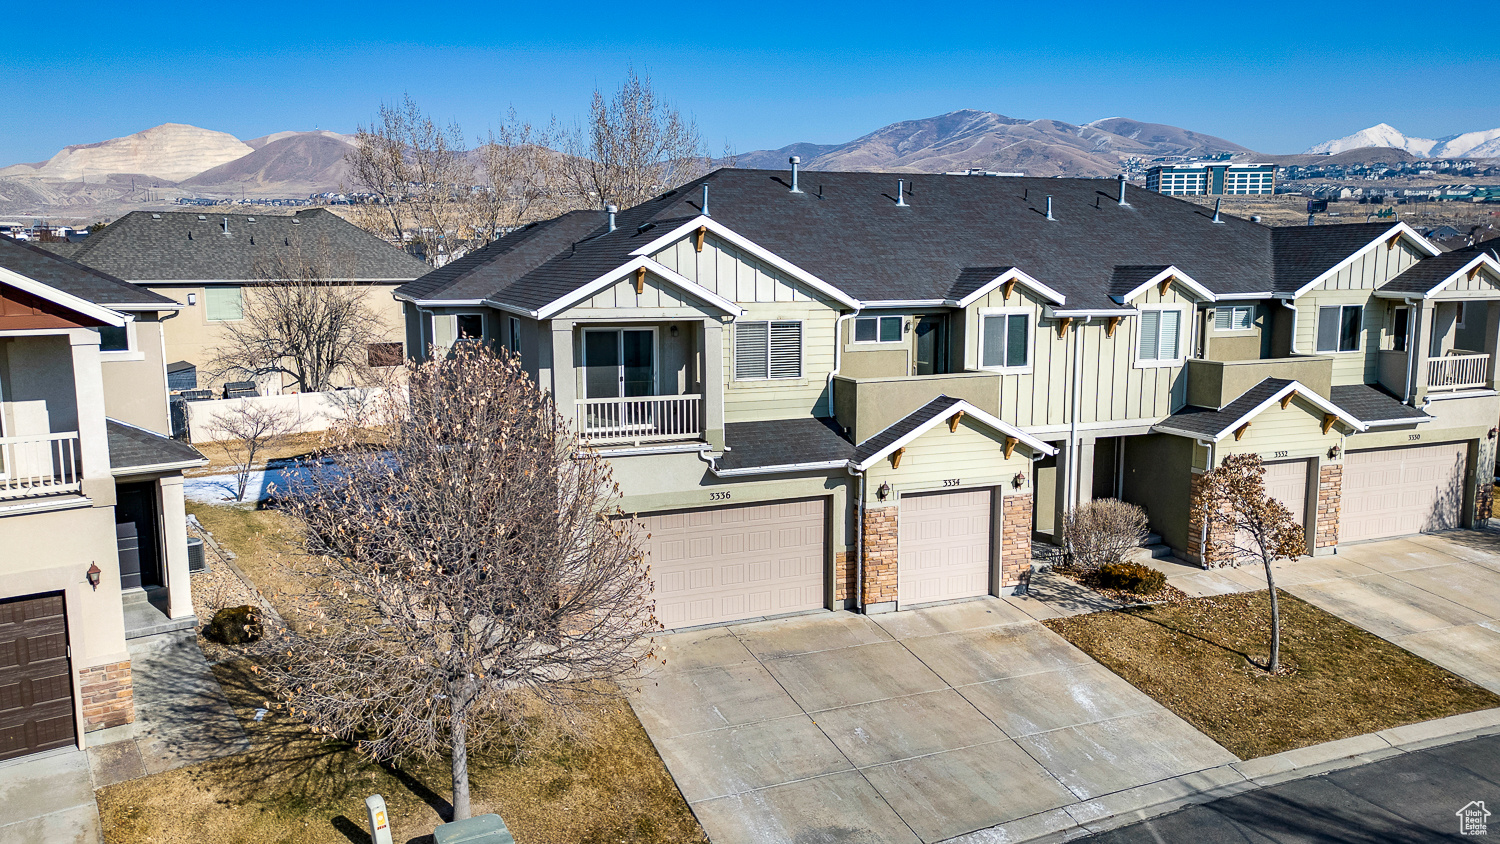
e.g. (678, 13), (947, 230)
(100, 318), (171, 435)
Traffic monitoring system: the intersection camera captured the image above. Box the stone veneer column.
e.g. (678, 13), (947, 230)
(834, 549), (855, 605)
(1186, 473), (1236, 568)
(1000, 493), (1033, 589)
(861, 506), (899, 609)
(79, 661), (134, 732)
(1315, 463), (1343, 551)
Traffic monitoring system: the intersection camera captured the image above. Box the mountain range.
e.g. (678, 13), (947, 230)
(1304, 123), (1500, 158)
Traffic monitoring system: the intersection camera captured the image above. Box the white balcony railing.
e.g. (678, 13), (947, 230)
(0, 432), (82, 500)
(1427, 352), (1490, 392)
(575, 395), (702, 445)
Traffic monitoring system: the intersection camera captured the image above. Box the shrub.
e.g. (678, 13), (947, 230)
(207, 605), (262, 645)
(1093, 562), (1168, 595)
(1062, 499), (1149, 571)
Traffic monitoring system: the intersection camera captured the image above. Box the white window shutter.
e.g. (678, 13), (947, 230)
(769, 321), (802, 379)
(735, 321), (769, 379)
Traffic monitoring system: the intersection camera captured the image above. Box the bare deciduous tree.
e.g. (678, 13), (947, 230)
(1200, 453), (1307, 673)
(563, 67), (708, 209)
(207, 248), (390, 394)
(1062, 499), (1150, 571)
(261, 346), (659, 820)
(207, 403), (296, 502)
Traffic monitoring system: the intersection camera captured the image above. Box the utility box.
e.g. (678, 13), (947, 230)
(365, 795), (394, 844)
(433, 814), (515, 844)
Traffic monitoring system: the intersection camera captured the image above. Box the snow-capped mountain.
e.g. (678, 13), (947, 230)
(1305, 123), (1500, 158)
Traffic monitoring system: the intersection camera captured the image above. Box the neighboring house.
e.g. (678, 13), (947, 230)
(395, 167), (1500, 630)
(0, 236), (207, 762)
(45, 209), (428, 393)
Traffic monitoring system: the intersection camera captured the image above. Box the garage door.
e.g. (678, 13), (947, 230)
(1264, 459), (1309, 528)
(898, 489), (993, 605)
(1341, 443), (1467, 543)
(0, 593), (76, 762)
(639, 498), (825, 629)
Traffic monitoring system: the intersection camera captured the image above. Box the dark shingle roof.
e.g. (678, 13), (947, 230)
(1380, 251), (1488, 295)
(715, 417), (853, 472)
(396, 211), (605, 304)
(1327, 385), (1430, 425)
(1156, 378), (1293, 439)
(61, 209), (428, 283)
(852, 396), (963, 464)
(1271, 223), (1400, 294)
(107, 419), (206, 472)
(1108, 265), (1173, 299)
(0, 236), (177, 308)
(399, 169), (1286, 311)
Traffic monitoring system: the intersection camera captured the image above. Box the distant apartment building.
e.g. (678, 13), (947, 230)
(1146, 163), (1276, 196)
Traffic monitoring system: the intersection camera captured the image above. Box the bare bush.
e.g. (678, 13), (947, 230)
(207, 403), (297, 502)
(1062, 499), (1149, 571)
(259, 345), (659, 820)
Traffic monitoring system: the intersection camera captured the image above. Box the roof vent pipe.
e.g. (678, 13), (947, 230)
(1117, 174), (1130, 207)
(606, 204), (618, 233)
(221, 217), (229, 235)
(701, 184), (710, 217)
(1308, 214), (1316, 227)
(1045, 195), (1054, 221)
(896, 179), (908, 207)
(789, 156), (802, 193)
(1212, 198), (1224, 224)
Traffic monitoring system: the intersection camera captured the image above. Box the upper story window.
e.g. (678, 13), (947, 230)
(853, 315), (902, 343)
(735, 320), (802, 380)
(1315, 305), (1362, 353)
(98, 324), (130, 352)
(1214, 305), (1254, 331)
(1138, 307), (1185, 365)
(455, 314), (484, 343)
(205, 286), (242, 321)
(1392, 307), (1410, 352)
(428, 312), (485, 354)
(979, 311), (1029, 370)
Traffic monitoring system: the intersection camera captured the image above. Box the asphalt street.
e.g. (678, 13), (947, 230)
(1082, 733), (1500, 843)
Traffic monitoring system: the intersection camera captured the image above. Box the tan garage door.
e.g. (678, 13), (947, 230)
(898, 489), (993, 605)
(1341, 443), (1467, 543)
(639, 498), (825, 629)
(1264, 459), (1309, 528)
(0, 593), (76, 763)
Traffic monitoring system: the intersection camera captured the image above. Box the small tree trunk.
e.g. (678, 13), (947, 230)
(450, 703), (471, 821)
(1262, 557), (1281, 673)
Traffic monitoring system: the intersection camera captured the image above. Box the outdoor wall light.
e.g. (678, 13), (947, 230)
(670, 325), (678, 337)
(86, 563), (102, 590)
(186, 293), (197, 306)
(1328, 444), (1342, 459)
(1489, 427), (1498, 441)
(876, 482), (892, 501)
(1012, 471), (1027, 489)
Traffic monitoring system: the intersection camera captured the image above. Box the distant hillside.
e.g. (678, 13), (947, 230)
(732, 110), (1251, 177)
(182, 132), (354, 190)
(3, 124), (252, 182)
(1305, 123), (1500, 158)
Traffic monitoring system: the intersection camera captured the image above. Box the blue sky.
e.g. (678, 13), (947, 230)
(4, 0), (1497, 166)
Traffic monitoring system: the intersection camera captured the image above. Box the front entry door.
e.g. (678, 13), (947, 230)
(584, 329), (655, 398)
(914, 316), (948, 375)
(116, 482), (162, 590)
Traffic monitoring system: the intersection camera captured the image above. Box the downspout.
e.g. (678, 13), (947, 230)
(1403, 297), (1421, 404)
(1279, 298), (1300, 355)
(1196, 438), (1214, 565)
(847, 465), (866, 612)
(1065, 317), (1093, 515)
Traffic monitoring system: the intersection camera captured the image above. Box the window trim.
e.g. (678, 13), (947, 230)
(734, 319), (804, 382)
(424, 310), (487, 357)
(976, 307), (1033, 373)
(851, 314), (904, 345)
(1314, 304), (1364, 354)
(581, 326), (659, 398)
(1213, 304), (1256, 335)
(97, 318), (144, 361)
(1134, 305), (1190, 369)
(507, 316), (521, 354)
(203, 285), (243, 322)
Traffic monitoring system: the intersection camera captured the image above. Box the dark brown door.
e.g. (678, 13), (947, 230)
(913, 315), (948, 375)
(0, 593), (77, 761)
(116, 482), (161, 590)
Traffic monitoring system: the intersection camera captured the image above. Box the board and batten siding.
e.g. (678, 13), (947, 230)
(1297, 240), (1426, 386)
(1216, 396), (1346, 463)
(862, 416), (1032, 505)
(561, 271), (724, 315)
(961, 282), (1193, 429)
(653, 234), (819, 304)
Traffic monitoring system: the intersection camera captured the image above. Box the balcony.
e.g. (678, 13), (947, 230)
(1427, 351), (1491, 392)
(0, 432), (82, 500)
(574, 395), (703, 445)
(833, 372), (1001, 444)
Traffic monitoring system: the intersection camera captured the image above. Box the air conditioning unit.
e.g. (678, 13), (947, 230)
(187, 537), (206, 573)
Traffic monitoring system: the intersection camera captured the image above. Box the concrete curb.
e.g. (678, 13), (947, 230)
(945, 706), (1500, 843)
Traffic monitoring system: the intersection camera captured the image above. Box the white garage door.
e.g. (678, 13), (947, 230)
(638, 498), (825, 629)
(898, 489), (993, 606)
(1264, 459), (1309, 528)
(1341, 443), (1467, 543)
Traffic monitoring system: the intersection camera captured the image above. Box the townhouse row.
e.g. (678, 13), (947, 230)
(398, 167), (1500, 629)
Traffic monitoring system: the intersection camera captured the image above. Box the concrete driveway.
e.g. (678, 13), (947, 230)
(1159, 530), (1500, 695)
(630, 599), (1236, 844)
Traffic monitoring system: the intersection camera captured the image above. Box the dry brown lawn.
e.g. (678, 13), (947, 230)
(185, 431), (338, 477)
(1045, 591), (1500, 759)
(115, 504), (705, 844)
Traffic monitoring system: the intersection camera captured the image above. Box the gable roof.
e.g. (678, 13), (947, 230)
(1378, 251), (1500, 297)
(1152, 378), (1365, 441)
(851, 396), (1055, 470)
(1272, 221), (1440, 297)
(0, 236), (177, 310)
(1110, 265), (1216, 304)
(57, 209), (429, 283)
(1326, 384), (1431, 427)
(107, 418), (207, 474)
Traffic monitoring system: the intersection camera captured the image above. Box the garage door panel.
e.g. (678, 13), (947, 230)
(0, 593), (76, 762)
(1342, 444), (1466, 543)
(641, 498), (825, 629)
(898, 489), (994, 606)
